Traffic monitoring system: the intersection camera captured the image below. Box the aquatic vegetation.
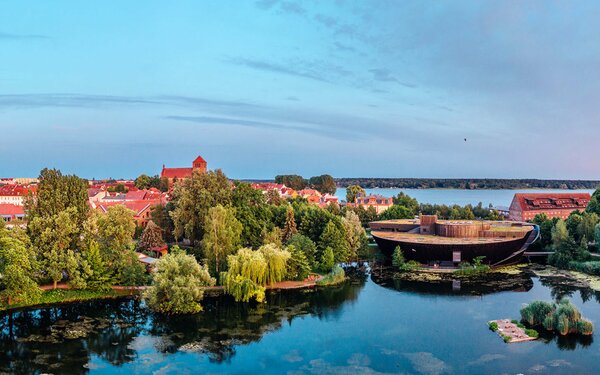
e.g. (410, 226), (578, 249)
(454, 257), (490, 277)
(520, 299), (594, 336)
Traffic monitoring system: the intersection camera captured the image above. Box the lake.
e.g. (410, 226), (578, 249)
(334, 188), (596, 207)
(3, 266), (600, 374)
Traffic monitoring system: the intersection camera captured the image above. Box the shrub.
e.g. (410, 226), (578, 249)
(488, 321), (498, 331)
(502, 335), (511, 343)
(525, 329), (539, 338)
(316, 265), (346, 286)
(520, 299), (593, 336)
(400, 260), (421, 271)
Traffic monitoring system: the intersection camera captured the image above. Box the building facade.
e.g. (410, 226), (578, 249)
(160, 155), (207, 184)
(508, 193), (591, 221)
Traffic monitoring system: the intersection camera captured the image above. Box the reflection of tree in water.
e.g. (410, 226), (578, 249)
(148, 270), (366, 363)
(0, 299), (148, 374)
(0, 269), (366, 373)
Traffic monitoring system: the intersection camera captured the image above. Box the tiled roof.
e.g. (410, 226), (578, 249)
(96, 200), (160, 217)
(0, 203), (25, 216)
(0, 184), (36, 196)
(513, 193), (591, 212)
(161, 167), (193, 179)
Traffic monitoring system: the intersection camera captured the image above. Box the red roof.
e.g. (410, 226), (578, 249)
(96, 200), (160, 217)
(161, 167), (193, 179)
(194, 155), (206, 164)
(0, 184), (36, 196)
(512, 193), (591, 212)
(0, 203), (25, 217)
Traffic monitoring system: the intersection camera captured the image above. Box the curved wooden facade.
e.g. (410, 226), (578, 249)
(370, 216), (538, 267)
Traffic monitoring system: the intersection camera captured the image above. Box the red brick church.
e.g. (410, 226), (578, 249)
(160, 155), (207, 184)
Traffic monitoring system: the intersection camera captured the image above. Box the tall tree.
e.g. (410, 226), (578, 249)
(96, 205), (136, 261)
(134, 174), (152, 189)
(345, 185), (365, 204)
(258, 244), (290, 285)
(286, 245), (311, 281)
(221, 248), (268, 302)
(393, 192), (419, 215)
(282, 206), (298, 243)
(309, 174), (336, 195)
(232, 181), (272, 248)
(139, 220), (166, 251)
(202, 205), (242, 275)
(0, 223), (41, 305)
(274, 175), (308, 190)
(318, 220), (348, 263)
(170, 169), (232, 243)
(342, 210), (368, 260)
(287, 234), (317, 267)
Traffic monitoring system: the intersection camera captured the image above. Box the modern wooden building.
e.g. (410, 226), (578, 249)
(508, 193), (591, 221)
(370, 215), (538, 267)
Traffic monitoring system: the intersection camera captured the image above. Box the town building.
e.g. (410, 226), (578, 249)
(508, 193), (591, 221)
(160, 155), (207, 184)
(371, 215), (538, 267)
(0, 203), (25, 223)
(0, 184), (37, 206)
(351, 193), (393, 214)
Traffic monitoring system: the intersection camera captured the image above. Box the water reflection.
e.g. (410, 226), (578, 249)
(0, 268), (367, 374)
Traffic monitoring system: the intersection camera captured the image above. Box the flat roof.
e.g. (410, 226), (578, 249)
(372, 231), (528, 245)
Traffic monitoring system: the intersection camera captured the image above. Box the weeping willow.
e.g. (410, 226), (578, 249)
(259, 244), (290, 285)
(221, 245), (291, 302)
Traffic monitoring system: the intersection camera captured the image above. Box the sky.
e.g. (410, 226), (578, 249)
(1, 1), (599, 180)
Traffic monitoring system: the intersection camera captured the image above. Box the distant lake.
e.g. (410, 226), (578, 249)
(334, 188), (595, 207)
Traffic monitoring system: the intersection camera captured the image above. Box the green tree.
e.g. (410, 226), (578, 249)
(262, 226), (283, 247)
(202, 205), (242, 275)
(319, 221), (349, 263)
(0, 223), (41, 305)
(346, 185), (365, 203)
(286, 234), (317, 266)
(96, 205), (136, 261)
(115, 250), (148, 287)
(232, 182), (272, 248)
(139, 220), (165, 251)
(379, 205), (413, 220)
(83, 240), (113, 292)
(319, 247), (335, 273)
(258, 244), (290, 285)
(134, 174), (152, 189)
(144, 247), (215, 314)
(342, 210), (368, 260)
(282, 206), (298, 243)
(221, 248), (268, 302)
(274, 175), (308, 190)
(286, 245), (311, 281)
(170, 169), (232, 243)
(309, 174), (336, 195)
(28, 207), (79, 288)
(595, 223), (600, 252)
(151, 202), (175, 242)
(392, 246), (405, 268)
(393, 192), (419, 215)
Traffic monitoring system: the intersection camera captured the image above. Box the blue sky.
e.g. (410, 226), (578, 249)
(1, 1), (599, 180)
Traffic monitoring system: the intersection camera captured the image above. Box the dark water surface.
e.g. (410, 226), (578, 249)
(1, 268), (600, 374)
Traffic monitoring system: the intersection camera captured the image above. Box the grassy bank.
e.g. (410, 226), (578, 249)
(0, 288), (137, 312)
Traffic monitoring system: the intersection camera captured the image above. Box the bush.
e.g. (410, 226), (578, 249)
(525, 328), (539, 338)
(488, 321), (498, 331)
(454, 257), (490, 277)
(502, 335), (511, 343)
(400, 260), (421, 271)
(520, 299), (593, 336)
(316, 265), (345, 286)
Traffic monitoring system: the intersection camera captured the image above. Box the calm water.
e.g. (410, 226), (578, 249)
(2, 268), (600, 374)
(334, 188), (596, 207)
